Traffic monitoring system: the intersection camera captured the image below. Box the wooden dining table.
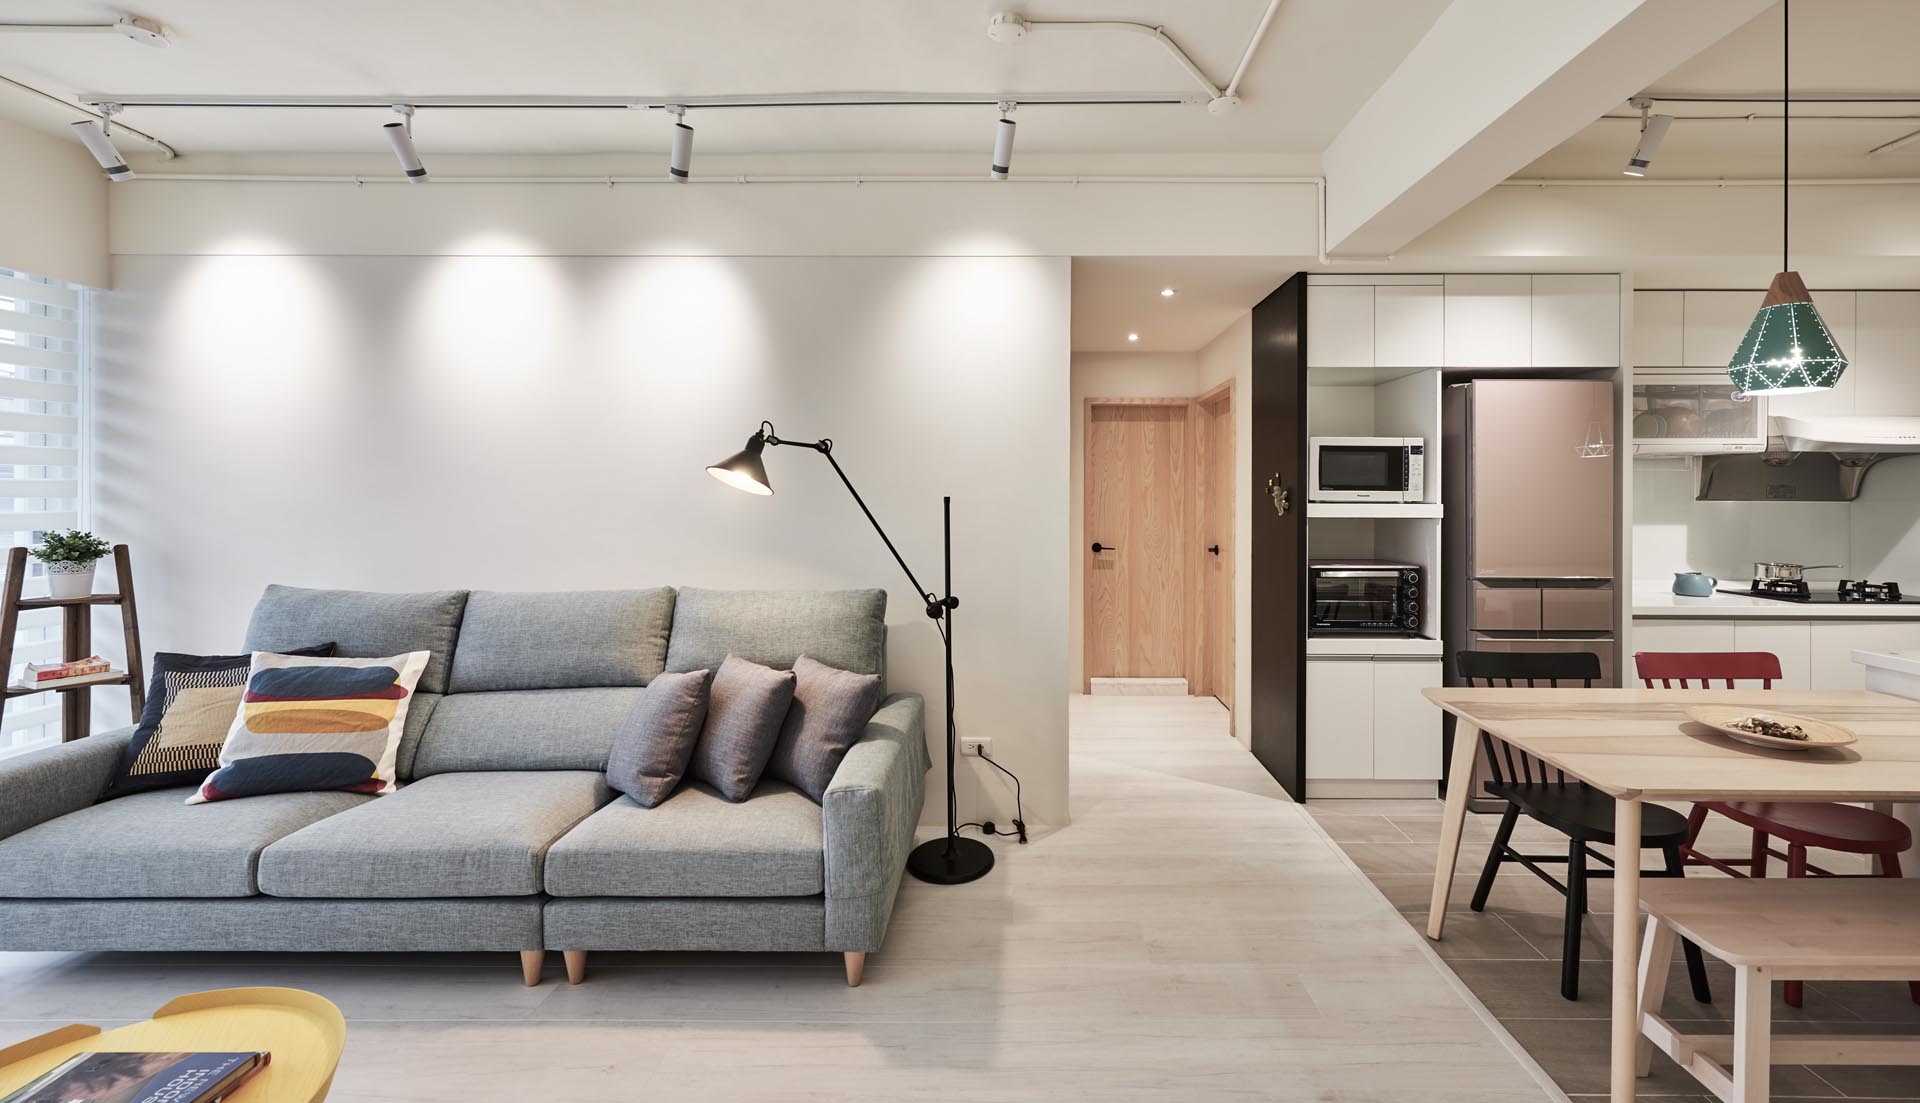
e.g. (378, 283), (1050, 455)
(1420, 687), (1920, 1103)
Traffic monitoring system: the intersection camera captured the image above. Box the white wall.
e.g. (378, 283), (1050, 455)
(1068, 351), (1200, 693)
(1197, 315), (1253, 746)
(94, 253), (1070, 826)
(0, 116), (108, 287)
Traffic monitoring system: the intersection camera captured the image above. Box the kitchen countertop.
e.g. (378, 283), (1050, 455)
(1855, 649), (1920, 677)
(1633, 583), (1920, 619)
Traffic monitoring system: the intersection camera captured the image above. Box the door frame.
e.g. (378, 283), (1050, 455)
(1082, 396), (1195, 693)
(1189, 379), (1235, 717)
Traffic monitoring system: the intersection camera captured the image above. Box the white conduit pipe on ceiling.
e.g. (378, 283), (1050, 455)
(1501, 177), (1920, 187)
(1016, 0), (1284, 111)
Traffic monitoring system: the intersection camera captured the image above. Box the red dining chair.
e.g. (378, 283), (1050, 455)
(1634, 650), (1919, 1008)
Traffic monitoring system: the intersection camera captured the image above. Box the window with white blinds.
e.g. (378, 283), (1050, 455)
(0, 267), (89, 755)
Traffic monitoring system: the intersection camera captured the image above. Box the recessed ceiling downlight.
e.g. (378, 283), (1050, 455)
(1160, 287), (1176, 298)
(1127, 333), (1140, 343)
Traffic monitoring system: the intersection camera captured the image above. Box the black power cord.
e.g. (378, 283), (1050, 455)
(957, 744), (1028, 844)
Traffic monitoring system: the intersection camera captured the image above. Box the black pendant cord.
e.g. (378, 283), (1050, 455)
(1783, 0), (1790, 273)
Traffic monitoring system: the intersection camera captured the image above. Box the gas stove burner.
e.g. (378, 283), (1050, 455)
(1838, 579), (1904, 602)
(1748, 578), (1811, 599)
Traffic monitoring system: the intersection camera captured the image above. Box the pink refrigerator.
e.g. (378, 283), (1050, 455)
(1442, 378), (1618, 805)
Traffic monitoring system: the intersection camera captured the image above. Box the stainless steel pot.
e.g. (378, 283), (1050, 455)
(1752, 561), (1838, 582)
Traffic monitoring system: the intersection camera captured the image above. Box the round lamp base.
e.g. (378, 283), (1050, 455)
(906, 835), (995, 885)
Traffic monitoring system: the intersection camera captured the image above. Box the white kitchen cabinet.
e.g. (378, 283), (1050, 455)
(1307, 285), (1374, 368)
(1810, 621), (1920, 690)
(1634, 290), (1683, 368)
(1371, 659), (1444, 780)
(1731, 621), (1812, 690)
(1306, 659), (1374, 779)
(1769, 291), (1857, 418)
(1681, 291), (1758, 368)
(1853, 292), (1920, 416)
(1631, 618), (1736, 659)
(1373, 284), (1445, 367)
(1444, 275), (1531, 367)
(1531, 274), (1619, 368)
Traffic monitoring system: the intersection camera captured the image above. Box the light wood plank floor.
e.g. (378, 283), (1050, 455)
(0, 697), (1558, 1101)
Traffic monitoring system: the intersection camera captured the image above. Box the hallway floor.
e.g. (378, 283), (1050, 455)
(1310, 797), (1920, 1102)
(0, 697), (1556, 1101)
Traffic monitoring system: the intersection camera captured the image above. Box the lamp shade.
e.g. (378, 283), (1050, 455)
(707, 432), (773, 495)
(1727, 271), (1848, 396)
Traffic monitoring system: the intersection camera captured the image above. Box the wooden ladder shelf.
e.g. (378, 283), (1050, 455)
(0, 544), (144, 742)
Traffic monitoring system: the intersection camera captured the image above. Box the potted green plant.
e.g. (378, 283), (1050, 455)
(31, 530), (113, 600)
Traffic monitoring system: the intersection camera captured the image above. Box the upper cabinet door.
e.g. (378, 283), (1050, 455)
(1769, 291), (1856, 418)
(1854, 292), (1920, 416)
(1307, 285), (1374, 368)
(1373, 284), (1445, 368)
(1681, 291), (1758, 367)
(1532, 274), (1619, 368)
(1633, 290), (1683, 368)
(1444, 274), (1530, 367)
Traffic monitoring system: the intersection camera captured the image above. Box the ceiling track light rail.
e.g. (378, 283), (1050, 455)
(0, 15), (167, 46)
(0, 75), (176, 158)
(74, 91), (1202, 111)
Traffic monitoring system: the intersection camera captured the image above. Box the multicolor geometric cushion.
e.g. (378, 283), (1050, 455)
(102, 644), (335, 799)
(187, 650), (430, 805)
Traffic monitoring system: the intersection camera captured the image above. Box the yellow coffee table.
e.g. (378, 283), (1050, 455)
(0, 988), (346, 1103)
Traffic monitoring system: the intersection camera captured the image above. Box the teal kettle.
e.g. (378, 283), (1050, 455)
(1673, 572), (1717, 597)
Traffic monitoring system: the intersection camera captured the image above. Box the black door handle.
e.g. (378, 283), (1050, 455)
(1207, 545), (1220, 556)
(1091, 542), (1117, 553)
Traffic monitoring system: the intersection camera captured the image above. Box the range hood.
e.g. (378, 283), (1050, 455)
(1773, 415), (1920, 454)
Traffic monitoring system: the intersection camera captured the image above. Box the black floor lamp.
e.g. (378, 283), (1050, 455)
(707, 421), (995, 885)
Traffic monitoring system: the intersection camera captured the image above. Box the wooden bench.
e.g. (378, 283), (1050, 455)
(1637, 878), (1920, 1103)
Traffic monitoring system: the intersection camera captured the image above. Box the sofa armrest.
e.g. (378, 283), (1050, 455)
(0, 727), (132, 842)
(822, 693), (928, 952)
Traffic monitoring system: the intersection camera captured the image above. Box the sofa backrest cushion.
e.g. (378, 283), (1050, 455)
(245, 586), (469, 695)
(409, 687), (644, 775)
(664, 588), (888, 680)
(448, 588), (676, 693)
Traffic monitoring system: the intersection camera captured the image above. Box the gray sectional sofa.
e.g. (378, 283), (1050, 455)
(0, 585), (928, 987)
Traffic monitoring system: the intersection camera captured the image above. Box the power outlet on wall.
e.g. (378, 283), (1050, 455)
(961, 737), (991, 758)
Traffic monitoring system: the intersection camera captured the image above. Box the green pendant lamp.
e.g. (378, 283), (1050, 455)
(1728, 0), (1846, 397)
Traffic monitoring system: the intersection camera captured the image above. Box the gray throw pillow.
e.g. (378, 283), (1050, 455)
(606, 668), (713, 807)
(766, 655), (885, 803)
(689, 655), (797, 802)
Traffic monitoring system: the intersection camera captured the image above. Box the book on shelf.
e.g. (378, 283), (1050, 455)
(24, 656), (111, 683)
(1, 1051), (269, 1103)
(9, 667), (124, 692)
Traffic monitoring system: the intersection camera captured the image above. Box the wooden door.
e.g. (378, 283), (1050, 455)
(1192, 382), (1235, 710)
(1251, 274), (1308, 799)
(1085, 400), (1189, 688)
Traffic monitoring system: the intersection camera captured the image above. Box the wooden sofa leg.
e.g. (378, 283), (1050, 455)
(519, 950), (545, 987)
(564, 950), (588, 985)
(844, 952), (866, 988)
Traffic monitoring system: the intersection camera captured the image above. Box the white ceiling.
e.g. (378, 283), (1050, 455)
(1521, 0), (1920, 180)
(0, 0), (1448, 160)
(1071, 256), (1293, 352)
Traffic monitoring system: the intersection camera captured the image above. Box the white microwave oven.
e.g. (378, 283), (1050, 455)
(1309, 437), (1425, 502)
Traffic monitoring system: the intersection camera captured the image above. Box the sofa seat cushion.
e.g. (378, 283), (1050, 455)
(0, 787), (369, 898)
(544, 780), (823, 898)
(257, 771), (612, 898)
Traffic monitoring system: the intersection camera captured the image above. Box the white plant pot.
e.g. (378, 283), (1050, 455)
(45, 560), (98, 600)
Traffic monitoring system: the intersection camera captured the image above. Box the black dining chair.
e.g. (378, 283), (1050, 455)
(1455, 650), (1713, 1003)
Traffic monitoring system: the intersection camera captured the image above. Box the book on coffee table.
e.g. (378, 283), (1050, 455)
(0, 1051), (269, 1103)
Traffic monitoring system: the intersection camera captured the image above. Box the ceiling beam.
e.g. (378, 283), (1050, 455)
(1321, 0), (1773, 258)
